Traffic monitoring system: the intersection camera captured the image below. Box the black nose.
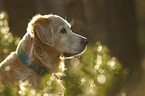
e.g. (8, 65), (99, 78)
(81, 38), (88, 46)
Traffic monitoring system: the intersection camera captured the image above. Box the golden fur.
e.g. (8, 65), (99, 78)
(0, 14), (88, 88)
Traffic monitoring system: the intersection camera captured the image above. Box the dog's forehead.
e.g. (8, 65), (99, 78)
(45, 15), (71, 28)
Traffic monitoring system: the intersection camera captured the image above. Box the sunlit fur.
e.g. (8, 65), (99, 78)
(0, 14), (87, 88)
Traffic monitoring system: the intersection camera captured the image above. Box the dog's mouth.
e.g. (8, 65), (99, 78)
(63, 46), (87, 59)
(63, 52), (73, 57)
(63, 52), (81, 59)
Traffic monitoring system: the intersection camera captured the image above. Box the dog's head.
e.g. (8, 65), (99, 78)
(28, 14), (88, 58)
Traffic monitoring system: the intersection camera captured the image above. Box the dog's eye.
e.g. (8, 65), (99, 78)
(60, 28), (67, 34)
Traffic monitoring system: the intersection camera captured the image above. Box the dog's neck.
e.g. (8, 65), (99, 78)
(18, 33), (64, 73)
(0, 32), (64, 88)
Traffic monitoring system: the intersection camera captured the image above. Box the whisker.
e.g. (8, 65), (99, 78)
(70, 18), (75, 26)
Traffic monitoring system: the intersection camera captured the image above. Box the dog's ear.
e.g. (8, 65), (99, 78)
(33, 17), (54, 46)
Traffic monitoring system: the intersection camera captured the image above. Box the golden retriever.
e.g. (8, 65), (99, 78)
(0, 14), (88, 88)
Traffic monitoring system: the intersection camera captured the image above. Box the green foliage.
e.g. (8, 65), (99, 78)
(0, 12), (20, 96)
(0, 12), (20, 62)
(0, 83), (19, 96)
(62, 42), (122, 96)
(0, 12), (122, 96)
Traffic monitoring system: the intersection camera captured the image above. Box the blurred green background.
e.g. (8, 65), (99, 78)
(0, 0), (145, 96)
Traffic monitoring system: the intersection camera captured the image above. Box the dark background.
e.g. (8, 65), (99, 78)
(0, 0), (145, 95)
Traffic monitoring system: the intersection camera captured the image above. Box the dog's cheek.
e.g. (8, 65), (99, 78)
(53, 39), (68, 53)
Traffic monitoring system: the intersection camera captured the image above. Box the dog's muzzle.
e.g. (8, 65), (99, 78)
(80, 37), (88, 47)
(63, 37), (88, 57)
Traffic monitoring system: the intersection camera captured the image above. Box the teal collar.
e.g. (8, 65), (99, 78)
(18, 50), (48, 75)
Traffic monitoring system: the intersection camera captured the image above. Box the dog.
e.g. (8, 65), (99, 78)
(0, 14), (88, 88)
